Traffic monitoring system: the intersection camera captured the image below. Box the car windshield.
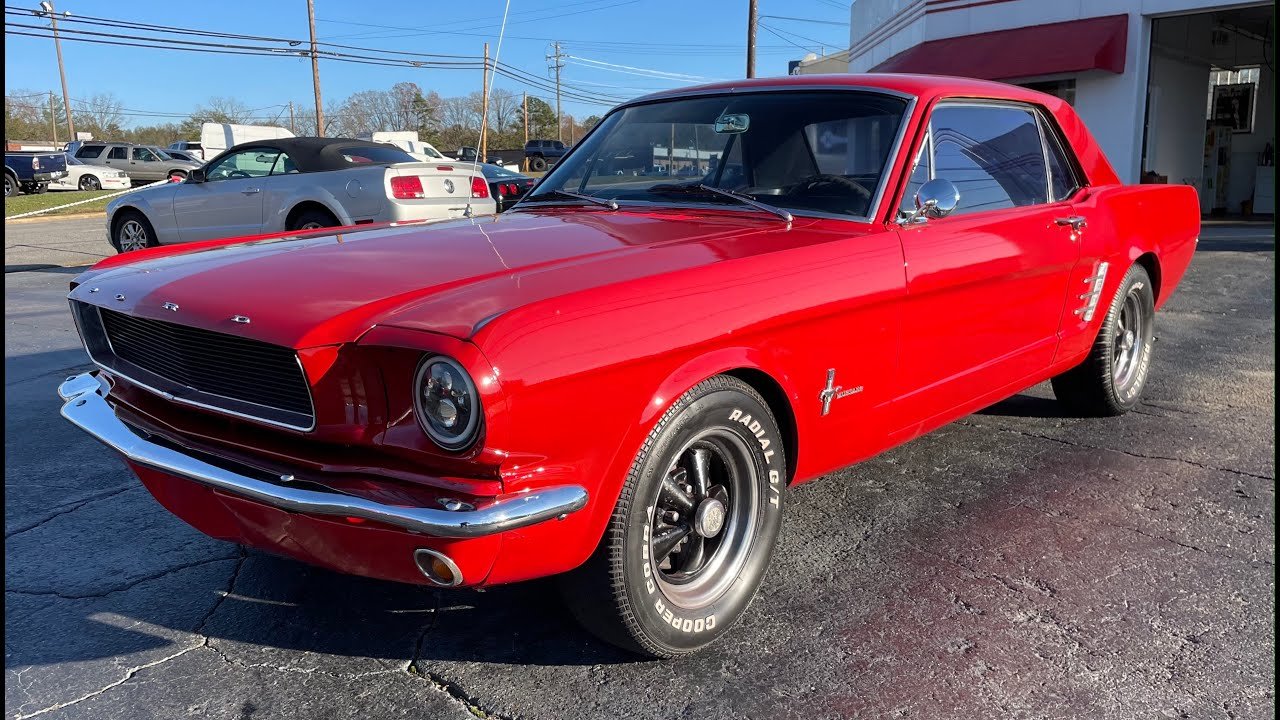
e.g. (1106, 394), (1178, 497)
(65, 154), (83, 165)
(525, 90), (908, 219)
(149, 147), (174, 160)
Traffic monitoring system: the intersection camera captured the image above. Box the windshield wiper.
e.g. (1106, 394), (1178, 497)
(647, 183), (792, 224)
(523, 189), (619, 210)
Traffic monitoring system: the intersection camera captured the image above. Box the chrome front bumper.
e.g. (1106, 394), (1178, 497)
(57, 372), (588, 539)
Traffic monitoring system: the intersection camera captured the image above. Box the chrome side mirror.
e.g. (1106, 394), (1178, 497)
(901, 178), (960, 224)
(915, 178), (959, 219)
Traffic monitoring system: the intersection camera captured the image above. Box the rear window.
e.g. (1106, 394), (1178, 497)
(337, 146), (414, 165)
(482, 164), (521, 179)
(76, 145), (105, 159)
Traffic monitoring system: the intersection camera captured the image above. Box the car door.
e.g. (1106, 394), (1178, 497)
(128, 147), (164, 182)
(170, 147), (278, 242)
(101, 145), (129, 174)
(889, 101), (1082, 436)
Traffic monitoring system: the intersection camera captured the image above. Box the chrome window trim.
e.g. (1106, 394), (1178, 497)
(1033, 107), (1085, 202)
(71, 300), (317, 433)
(523, 88), (918, 226)
(921, 99), (1064, 218)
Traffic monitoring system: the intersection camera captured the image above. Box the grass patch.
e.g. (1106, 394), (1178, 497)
(5, 189), (116, 218)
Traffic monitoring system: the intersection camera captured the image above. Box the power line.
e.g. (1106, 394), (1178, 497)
(563, 55), (722, 81)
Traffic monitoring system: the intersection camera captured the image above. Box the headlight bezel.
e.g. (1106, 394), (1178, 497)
(411, 355), (483, 451)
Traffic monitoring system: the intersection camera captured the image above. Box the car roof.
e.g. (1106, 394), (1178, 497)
(217, 137), (413, 172)
(631, 73), (1061, 106)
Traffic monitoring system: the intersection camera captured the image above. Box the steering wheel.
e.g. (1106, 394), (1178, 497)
(788, 174), (872, 200)
(226, 170), (252, 179)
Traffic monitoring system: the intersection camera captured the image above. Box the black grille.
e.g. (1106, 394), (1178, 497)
(98, 308), (313, 424)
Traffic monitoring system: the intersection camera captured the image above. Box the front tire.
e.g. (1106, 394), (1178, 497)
(562, 375), (786, 657)
(1052, 264), (1156, 416)
(112, 211), (157, 253)
(79, 174), (102, 191)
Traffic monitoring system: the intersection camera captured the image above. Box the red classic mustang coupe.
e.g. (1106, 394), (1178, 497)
(58, 74), (1198, 657)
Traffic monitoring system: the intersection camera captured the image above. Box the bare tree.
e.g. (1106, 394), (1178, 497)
(488, 88), (519, 134)
(74, 92), (124, 136)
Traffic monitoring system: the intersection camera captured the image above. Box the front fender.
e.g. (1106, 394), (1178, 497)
(106, 187), (178, 241)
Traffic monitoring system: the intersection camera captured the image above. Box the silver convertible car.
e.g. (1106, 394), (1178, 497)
(105, 138), (497, 253)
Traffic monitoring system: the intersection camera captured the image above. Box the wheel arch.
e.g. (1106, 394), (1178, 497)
(634, 348), (802, 486)
(284, 200), (341, 229)
(1133, 251), (1162, 306)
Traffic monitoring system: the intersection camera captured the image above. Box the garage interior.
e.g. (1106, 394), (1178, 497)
(1144, 3), (1275, 217)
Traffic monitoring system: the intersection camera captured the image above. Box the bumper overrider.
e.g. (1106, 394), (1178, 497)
(57, 372), (589, 586)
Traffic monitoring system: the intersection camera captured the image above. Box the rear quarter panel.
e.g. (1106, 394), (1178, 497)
(1055, 183), (1200, 365)
(262, 169), (380, 231)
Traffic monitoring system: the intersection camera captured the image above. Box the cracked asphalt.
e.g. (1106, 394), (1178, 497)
(4, 222), (1274, 720)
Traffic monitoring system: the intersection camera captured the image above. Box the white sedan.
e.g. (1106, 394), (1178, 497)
(49, 154), (131, 192)
(104, 138), (497, 252)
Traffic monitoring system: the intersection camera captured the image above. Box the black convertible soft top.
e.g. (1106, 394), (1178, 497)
(217, 137), (417, 173)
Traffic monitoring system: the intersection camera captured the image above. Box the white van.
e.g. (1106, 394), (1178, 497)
(200, 123), (295, 159)
(358, 131), (453, 162)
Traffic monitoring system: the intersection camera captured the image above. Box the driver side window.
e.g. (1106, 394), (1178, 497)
(204, 149), (281, 182)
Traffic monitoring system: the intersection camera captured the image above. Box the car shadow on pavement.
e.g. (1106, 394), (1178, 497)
(975, 393), (1065, 418)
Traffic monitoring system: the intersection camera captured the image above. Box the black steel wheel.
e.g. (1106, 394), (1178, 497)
(530, 155), (547, 172)
(562, 375), (786, 657)
(1052, 263), (1156, 415)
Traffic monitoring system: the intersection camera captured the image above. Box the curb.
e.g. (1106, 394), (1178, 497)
(5, 211), (105, 224)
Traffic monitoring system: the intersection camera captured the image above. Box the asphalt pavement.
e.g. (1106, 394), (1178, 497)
(3, 220), (1274, 720)
(4, 216), (111, 273)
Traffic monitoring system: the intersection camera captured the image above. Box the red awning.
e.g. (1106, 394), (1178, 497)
(872, 14), (1128, 80)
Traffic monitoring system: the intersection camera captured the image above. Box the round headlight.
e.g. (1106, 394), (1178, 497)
(413, 356), (481, 450)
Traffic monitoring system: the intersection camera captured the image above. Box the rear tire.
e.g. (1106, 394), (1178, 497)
(561, 375), (786, 657)
(112, 210), (158, 253)
(4, 173), (16, 197)
(1051, 264), (1156, 416)
(287, 207), (339, 231)
(79, 175), (102, 191)
(530, 155), (547, 172)
(33, 183), (49, 194)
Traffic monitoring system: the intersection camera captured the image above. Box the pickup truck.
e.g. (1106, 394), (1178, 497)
(456, 146), (504, 166)
(4, 151), (69, 196)
(523, 139), (568, 171)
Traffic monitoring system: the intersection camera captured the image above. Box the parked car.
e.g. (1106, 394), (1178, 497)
(56, 74), (1198, 659)
(167, 140), (205, 161)
(480, 163), (537, 211)
(74, 142), (201, 185)
(163, 148), (201, 164)
(103, 137), (495, 251)
(48, 154), (131, 191)
(524, 139), (568, 171)
(4, 150), (68, 196)
(455, 146), (503, 166)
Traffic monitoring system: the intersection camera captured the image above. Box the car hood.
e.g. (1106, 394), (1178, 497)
(69, 209), (819, 349)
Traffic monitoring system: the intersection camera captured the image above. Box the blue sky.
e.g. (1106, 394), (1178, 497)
(4, 0), (852, 127)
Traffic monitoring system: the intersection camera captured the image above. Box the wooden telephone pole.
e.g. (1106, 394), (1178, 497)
(480, 42), (490, 159)
(307, 0), (324, 137)
(522, 92), (529, 171)
(746, 0), (758, 78)
(288, 101), (296, 135)
(41, 2), (75, 140)
(48, 91), (58, 145)
(547, 41), (564, 141)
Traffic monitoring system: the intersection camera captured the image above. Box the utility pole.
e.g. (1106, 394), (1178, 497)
(288, 101), (296, 134)
(480, 42), (490, 160)
(307, 0), (324, 137)
(746, 0), (758, 78)
(48, 91), (58, 145)
(522, 92), (529, 171)
(40, 2), (75, 140)
(547, 41), (564, 141)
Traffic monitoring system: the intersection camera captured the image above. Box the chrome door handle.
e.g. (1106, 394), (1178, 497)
(242, 188), (261, 194)
(1055, 215), (1087, 231)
